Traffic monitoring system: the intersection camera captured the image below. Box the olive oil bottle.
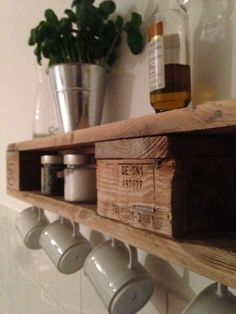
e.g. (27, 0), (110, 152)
(148, 0), (191, 112)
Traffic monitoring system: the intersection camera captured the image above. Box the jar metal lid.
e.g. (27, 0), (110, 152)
(41, 155), (63, 165)
(63, 154), (89, 166)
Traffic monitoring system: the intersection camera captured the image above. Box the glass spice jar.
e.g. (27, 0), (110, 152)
(64, 154), (97, 202)
(41, 155), (64, 196)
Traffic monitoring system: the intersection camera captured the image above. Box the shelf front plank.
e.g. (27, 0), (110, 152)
(8, 99), (236, 152)
(7, 189), (236, 289)
(95, 134), (236, 159)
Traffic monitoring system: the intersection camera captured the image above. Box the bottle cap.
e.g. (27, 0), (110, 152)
(149, 12), (163, 41)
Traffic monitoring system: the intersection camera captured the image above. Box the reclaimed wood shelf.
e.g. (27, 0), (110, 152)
(7, 189), (236, 288)
(7, 99), (236, 288)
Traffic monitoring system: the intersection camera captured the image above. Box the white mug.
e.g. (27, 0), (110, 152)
(15, 206), (49, 249)
(84, 239), (154, 314)
(183, 282), (236, 314)
(39, 219), (91, 274)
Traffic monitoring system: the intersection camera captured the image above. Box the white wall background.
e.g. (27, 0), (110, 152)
(0, 0), (235, 313)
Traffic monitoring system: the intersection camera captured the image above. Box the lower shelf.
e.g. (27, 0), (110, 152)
(7, 189), (236, 288)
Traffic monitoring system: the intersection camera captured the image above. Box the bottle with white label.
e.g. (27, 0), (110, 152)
(148, 0), (191, 112)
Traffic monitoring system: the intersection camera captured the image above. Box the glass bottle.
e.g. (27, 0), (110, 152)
(148, 0), (191, 112)
(192, 0), (230, 106)
(33, 63), (60, 138)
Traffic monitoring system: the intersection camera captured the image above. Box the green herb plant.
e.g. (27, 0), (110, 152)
(28, 0), (144, 69)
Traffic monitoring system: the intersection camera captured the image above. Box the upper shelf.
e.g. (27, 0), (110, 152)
(8, 98), (236, 152)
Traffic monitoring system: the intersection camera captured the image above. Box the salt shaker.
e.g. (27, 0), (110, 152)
(64, 154), (97, 202)
(41, 155), (64, 195)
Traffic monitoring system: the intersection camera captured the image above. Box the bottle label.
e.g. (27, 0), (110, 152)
(148, 23), (165, 93)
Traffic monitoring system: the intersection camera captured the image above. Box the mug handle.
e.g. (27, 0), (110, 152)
(72, 221), (80, 237)
(111, 238), (138, 270)
(60, 216), (80, 238)
(36, 207), (44, 221)
(216, 283), (229, 297)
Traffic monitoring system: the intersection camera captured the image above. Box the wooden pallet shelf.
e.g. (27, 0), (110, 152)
(7, 189), (236, 288)
(6, 99), (236, 288)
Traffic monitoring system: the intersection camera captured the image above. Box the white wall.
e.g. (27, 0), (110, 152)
(0, 0), (235, 313)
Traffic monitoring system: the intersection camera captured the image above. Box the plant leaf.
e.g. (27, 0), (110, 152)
(72, 0), (94, 8)
(34, 45), (42, 64)
(98, 0), (116, 19)
(126, 29), (143, 54)
(28, 1), (144, 68)
(124, 12), (144, 54)
(64, 9), (77, 22)
(45, 9), (59, 27)
(130, 12), (142, 27)
(59, 18), (73, 33)
(115, 16), (123, 32)
(75, 1), (96, 28)
(28, 29), (36, 45)
(124, 12), (142, 32)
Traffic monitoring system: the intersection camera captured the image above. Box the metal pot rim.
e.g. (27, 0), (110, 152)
(49, 63), (107, 71)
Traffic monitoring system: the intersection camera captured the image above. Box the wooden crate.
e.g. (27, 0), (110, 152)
(96, 135), (236, 238)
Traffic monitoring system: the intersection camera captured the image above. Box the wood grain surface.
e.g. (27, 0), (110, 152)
(8, 99), (236, 152)
(97, 157), (236, 238)
(96, 135), (236, 159)
(7, 152), (19, 190)
(7, 189), (236, 289)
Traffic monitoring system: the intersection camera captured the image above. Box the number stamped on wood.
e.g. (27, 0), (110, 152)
(118, 163), (152, 191)
(111, 204), (161, 229)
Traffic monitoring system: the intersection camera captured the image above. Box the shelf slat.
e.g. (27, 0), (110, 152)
(8, 99), (236, 152)
(8, 189), (236, 289)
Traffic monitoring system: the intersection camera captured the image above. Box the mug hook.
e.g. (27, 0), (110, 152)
(111, 238), (138, 269)
(72, 221), (80, 237)
(59, 216), (80, 237)
(36, 207), (44, 222)
(216, 282), (229, 296)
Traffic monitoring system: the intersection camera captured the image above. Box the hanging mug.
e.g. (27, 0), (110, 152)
(15, 206), (49, 249)
(39, 218), (91, 274)
(183, 282), (236, 314)
(84, 238), (154, 314)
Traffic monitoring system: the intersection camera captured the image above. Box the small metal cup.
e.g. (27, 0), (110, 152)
(49, 63), (107, 132)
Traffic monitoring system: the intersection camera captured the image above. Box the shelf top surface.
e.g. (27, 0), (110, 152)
(8, 99), (236, 151)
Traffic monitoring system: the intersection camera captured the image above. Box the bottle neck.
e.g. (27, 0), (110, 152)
(170, 0), (191, 11)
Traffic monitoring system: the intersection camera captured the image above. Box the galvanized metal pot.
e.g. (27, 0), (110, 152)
(49, 63), (107, 132)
